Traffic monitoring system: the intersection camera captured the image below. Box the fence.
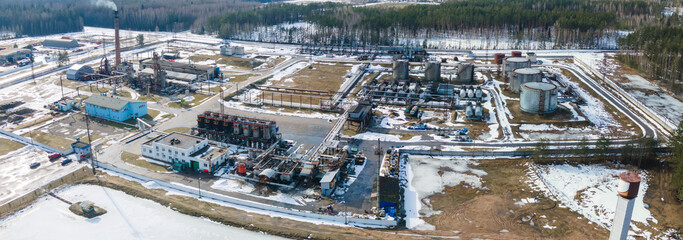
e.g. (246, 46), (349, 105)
(96, 161), (396, 228)
(0, 166), (92, 218)
(0, 129), (73, 155)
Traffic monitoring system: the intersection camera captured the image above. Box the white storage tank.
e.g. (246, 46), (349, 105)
(502, 57), (531, 80)
(510, 68), (543, 93)
(475, 104), (483, 118)
(465, 104), (474, 117)
(520, 82), (558, 114)
(424, 61), (441, 82)
(393, 59), (409, 80)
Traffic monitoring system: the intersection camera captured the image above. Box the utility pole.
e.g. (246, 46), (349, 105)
(85, 115), (97, 175)
(198, 177), (202, 199)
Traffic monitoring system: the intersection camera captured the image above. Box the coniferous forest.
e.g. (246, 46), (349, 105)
(0, 0), (259, 37)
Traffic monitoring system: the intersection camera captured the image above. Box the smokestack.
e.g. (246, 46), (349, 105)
(609, 172), (641, 240)
(114, 10), (121, 66)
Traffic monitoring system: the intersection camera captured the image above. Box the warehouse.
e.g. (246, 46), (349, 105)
(0, 48), (31, 64)
(66, 64), (94, 80)
(42, 39), (79, 49)
(83, 94), (148, 122)
(141, 132), (229, 173)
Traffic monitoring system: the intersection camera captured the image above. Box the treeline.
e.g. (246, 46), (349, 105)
(617, 25), (683, 94)
(0, 1), (84, 36)
(0, 0), (259, 37)
(206, 0), (666, 48)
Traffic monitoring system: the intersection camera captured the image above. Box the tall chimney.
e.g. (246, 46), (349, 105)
(114, 10), (121, 66)
(609, 172), (641, 240)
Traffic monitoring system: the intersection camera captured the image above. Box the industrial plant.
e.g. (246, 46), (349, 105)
(0, 2), (679, 239)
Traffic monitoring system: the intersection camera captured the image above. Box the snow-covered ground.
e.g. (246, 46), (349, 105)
(527, 163), (672, 239)
(348, 132), (422, 142)
(403, 155), (487, 230)
(0, 146), (83, 204)
(0, 185), (281, 240)
(211, 178), (308, 206)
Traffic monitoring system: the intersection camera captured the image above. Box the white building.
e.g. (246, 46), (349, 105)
(220, 45), (245, 56)
(142, 132), (229, 173)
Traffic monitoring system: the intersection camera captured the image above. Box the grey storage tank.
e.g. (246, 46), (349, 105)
(502, 57), (531, 80)
(510, 68), (543, 93)
(456, 62), (474, 83)
(425, 61), (441, 82)
(520, 82), (558, 114)
(393, 59), (409, 80)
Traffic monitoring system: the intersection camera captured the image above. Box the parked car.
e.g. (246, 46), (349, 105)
(48, 153), (61, 161)
(61, 158), (72, 166)
(29, 162), (40, 169)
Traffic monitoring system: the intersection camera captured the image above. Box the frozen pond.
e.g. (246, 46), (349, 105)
(0, 185), (285, 240)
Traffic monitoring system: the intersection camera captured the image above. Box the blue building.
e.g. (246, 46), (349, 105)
(83, 94), (147, 122)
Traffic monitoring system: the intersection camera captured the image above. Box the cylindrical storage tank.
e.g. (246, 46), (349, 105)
(475, 87), (483, 98)
(242, 123), (251, 137)
(494, 53), (505, 64)
(253, 125), (261, 139)
(465, 104), (474, 117)
(456, 62), (474, 83)
(393, 59), (409, 80)
(617, 172), (641, 199)
(233, 122), (241, 135)
(510, 68), (543, 93)
(503, 57), (531, 80)
(527, 52), (537, 63)
(475, 104), (483, 118)
(237, 162), (247, 175)
(511, 51), (522, 57)
(467, 88), (475, 98)
(424, 61), (441, 82)
(520, 82), (558, 114)
(459, 89), (466, 98)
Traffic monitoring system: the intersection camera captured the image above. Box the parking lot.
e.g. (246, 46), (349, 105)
(0, 146), (85, 205)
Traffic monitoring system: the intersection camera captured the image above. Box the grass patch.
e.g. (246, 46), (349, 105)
(22, 131), (74, 151)
(168, 93), (212, 109)
(120, 151), (170, 173)
(190, 54), (254, 70)
(137, 94), (164, 102)
(163, 127), (190, 134)
(426, 159), (608, 238)
(398, 133), (416, 140)
(226, 74), (256, 83)
(0, 138), (25, 155)
(270, 63), (352, 92)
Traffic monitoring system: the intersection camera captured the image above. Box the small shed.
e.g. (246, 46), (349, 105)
(66, 64), (94, 80)
(258, 168), (277, 183)
(71, 140), (91, 160)
(321, 169), (339, 196)
(55, 98), (78, 111)
(79, 201), (95, 213)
